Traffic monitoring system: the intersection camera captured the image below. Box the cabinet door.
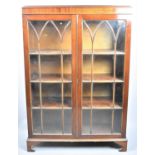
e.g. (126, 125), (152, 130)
(78, 15), (130, 136)
(24, 15), (76, 136)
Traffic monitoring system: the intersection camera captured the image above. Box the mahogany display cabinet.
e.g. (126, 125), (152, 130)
(22, 6), (131, 152)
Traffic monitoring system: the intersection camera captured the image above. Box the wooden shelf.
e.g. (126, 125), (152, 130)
(31, 74), (72, 83)
(83, 50), (125, 55)
(29, 50), (124, 56)
(32, 96), (72, 109)
(82, 74), (123, 83)
(82, 97), (122, 109)
(32, 99), (122, 110)
(31, 74), (123, 83)
(29, 50), (72, 55)
(32, 103), (72, 110)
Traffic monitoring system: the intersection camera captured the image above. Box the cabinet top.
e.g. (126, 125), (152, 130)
(22, 5), (132, 15)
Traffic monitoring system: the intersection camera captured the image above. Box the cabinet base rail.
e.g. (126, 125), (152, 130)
(27, 138), (127, 152)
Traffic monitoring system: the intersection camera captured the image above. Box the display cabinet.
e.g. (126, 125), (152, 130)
(22, 6), (131, 152)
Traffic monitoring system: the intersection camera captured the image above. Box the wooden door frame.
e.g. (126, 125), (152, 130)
(22, 14), (77, 138)
(77, 14), (131, 138)
(23, 13), (131, 139)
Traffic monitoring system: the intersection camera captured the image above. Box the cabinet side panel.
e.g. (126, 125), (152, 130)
(122, 20), (131, 137)
(23, 15), (33, 136)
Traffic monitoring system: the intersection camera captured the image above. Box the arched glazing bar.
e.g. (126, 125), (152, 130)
(29, 20), (71, 135)
(29, 20), (71, 48)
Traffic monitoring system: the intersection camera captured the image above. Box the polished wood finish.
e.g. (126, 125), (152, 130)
(115, 140), (128, 152)
(23, 15), (33, 137)
(77, 15), (82, 136)
(22, 6), (132, 15)
(122, 21), (131, 137)
(82, 98), (122, 109)
(27, 138), (127, 152)
(71, 15), (77, 136)
(22, 6), (131, 152)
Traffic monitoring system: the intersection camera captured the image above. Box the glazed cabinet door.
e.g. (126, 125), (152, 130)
(78, 15), (130, 136)
(23, 15), (76, 136)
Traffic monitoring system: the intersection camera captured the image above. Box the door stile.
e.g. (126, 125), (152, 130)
(71, 15), (77, 136)
(77, 15), (83, 136)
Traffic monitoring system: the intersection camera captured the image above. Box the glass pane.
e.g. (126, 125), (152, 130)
(59, 21), (71, 53)
(64, 109), (72, 134)
(92, 110), (112, 134)
(93, 22), (114, 51)
(107, 20), (126, 52)
(29, 19), (72, 135)
(32, 109), (41, 133)
(93, 83), (113, 108)
(116, 56), (124, 79)
(82, 20), (126, 52)
(64, 83), (72, 108)
(41, 55), (61, 81)
(93, 55), (113, 80)
(42, 83), (61, 108)
(43, 110), (62, 134)
(82, 83), (91, 108)
(82, 21), (95, 52)
(82, 109), (91, 134)
(81, 20), (126, 136)
(39, 22), (61, 51)
(116, 21), (126, 52)
(82, 55), (114, 81)
(82, 55), (91, 81)
(28, 20), (71, 53)
(114, 109), (122, 133)
(83, 20), (114, 52)
(63, 55), (72, 81)
(115, 83), (123, 107)
(30, 55), (39, 80)
(28, 21), (41, 52)
(108, 21), (120, 34)
(31, 83), (40, 107)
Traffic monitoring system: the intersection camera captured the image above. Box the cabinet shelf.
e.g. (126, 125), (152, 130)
(30, 74), (72, 83)
(30, 74), (123, 83)
(32, 104), (72, 110)
(82, 97), (122, 109)
(29, 50), (72, 55)
(82, 74), (123, 83)
(29, 50), (124, 56)
(32, 96), (72, 109)
(83, 50), (125, 55)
